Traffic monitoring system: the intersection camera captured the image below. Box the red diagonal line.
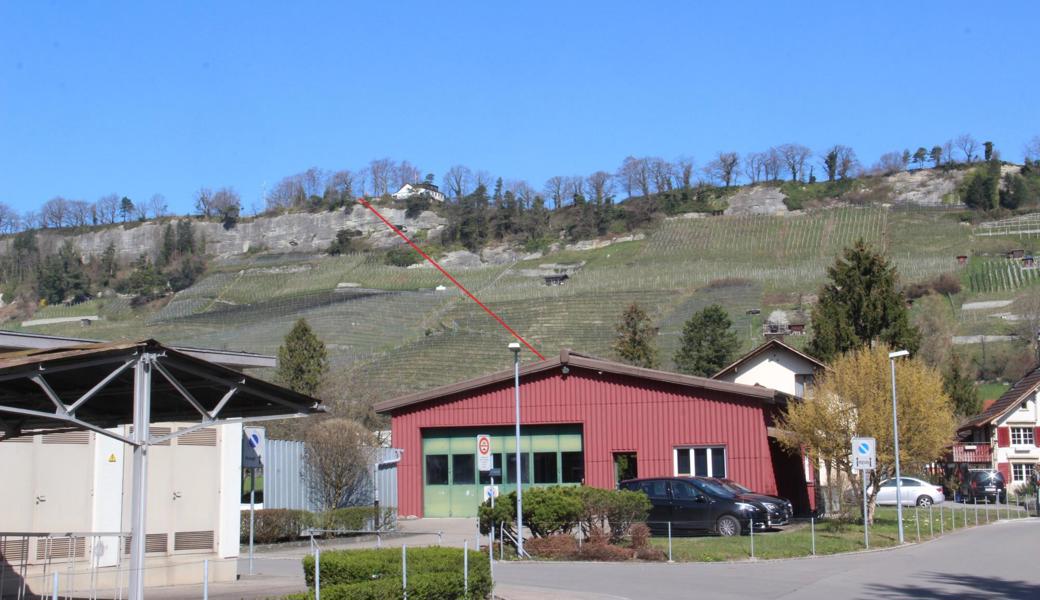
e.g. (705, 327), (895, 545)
(358, 198), (546, 360)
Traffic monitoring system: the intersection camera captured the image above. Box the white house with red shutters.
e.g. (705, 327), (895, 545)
(955, 364), (1040, 491)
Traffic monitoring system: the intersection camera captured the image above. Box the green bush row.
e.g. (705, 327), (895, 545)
(291, 547), (491, 599)
(239, 507), (397, 543)
(478, 485), (650, 544)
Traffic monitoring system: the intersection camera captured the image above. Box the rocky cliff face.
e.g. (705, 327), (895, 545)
(0, 205), (446, 261)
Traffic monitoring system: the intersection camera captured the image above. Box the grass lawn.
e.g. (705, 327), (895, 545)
(977, 381), (1011, 403)
(649, 505), (1022, 562)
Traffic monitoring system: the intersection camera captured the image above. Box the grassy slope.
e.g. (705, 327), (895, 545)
(13, 203), (1040, 410)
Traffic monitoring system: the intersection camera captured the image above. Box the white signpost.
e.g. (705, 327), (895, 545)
(852, 436), (876, 549)
(477, 434), (497, 507)
(243, 426), (266, 575)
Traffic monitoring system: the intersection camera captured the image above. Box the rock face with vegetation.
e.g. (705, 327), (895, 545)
(0, 205), (446, 262)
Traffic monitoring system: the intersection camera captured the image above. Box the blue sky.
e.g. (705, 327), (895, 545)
(1, 1), (1038, 215)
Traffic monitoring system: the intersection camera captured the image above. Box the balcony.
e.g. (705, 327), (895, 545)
(952, 442), (992, 463)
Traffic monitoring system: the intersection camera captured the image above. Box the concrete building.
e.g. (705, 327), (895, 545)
(713, 338), (827, 399)
(375, 349), (814, 519)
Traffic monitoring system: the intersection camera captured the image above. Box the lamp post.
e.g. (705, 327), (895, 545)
(889, 349), (909, 544)
(509, 342), (523, 557)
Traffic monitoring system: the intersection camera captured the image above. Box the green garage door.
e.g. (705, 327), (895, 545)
(422, 425), (584, 517)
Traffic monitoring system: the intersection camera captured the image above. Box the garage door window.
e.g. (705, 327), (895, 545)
(560, 451), (584, 483)
(674, 446), (726, 478)
(533, 452), (558, 484)
(452, 454), (475, 484)
(425, 455), (449, 485)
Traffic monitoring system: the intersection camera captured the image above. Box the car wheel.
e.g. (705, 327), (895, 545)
(716, 515), (741, 537)
(916, 495), (932, 507)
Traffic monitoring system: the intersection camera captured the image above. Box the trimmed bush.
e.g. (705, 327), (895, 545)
(521, 486), (582, 537)
(576, 487), (651, 543)
(240, 509), (314, 543)
(299, 547), (490, 599)
(318, 506), (397, 532)
(477, 493), (516, 537)
(575, 542), (634, 561)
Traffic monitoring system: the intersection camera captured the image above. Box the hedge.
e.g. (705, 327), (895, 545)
(293, 547), (491, 599)
(478, 486), (650, 543)
(240, 507), (397, 543)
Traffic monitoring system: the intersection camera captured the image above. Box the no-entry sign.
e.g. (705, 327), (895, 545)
(477, 434), (492, 472)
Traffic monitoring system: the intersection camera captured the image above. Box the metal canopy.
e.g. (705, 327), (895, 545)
(0, 339), (325, 600)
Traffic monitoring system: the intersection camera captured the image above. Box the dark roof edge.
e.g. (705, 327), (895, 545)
(713, 339), (828, 379)
(374, 348), (777, 414)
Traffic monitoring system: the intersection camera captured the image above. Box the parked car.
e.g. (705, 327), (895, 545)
(875, 477), (945, 507)
(619, 476), (770, 536)
(959, 469), (1006, 504)
(711, 478), (793, 526)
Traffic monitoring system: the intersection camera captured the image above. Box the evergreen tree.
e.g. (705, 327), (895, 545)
(36, 240), (90, 304)
(276, 319), (329, 397)
(612, 303), (659, 368)
(176, 220), (195, 254)
(929, 145), (943, 167)
(673, 304), (741, 377)
(807, 239), (920, 362)
(99, 242), (118, 287)
(943, 352), (980, 417)
(159, 224), (176, 266)
(119, 197), (134, 222)
(912, 147), (928, 168)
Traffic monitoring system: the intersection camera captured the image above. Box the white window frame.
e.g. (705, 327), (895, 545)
(1011, 463), (1036, 483)
(1010, 427), (1034, 446)
(673, 446), (727, 478)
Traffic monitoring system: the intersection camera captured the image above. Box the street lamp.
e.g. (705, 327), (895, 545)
(509, 341), (524, 557)
(888, 348), (909, 544)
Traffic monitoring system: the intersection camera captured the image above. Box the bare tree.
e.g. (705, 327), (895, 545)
(564, 175), (586, 201)
(743, 152), (764, 183)
(586, 171), (614, 203)
(1014, 294), (1040, 362)
(616, 156), (641, 198)
(507, 180), (536, 209)
(325, 170), (356, 204)
(68, 200), (92, 226)
(873, 151), (905, 175)
(955, 134), (979, 163)
(941, 140), (956, 165)
(394, 161), (422, 189)
(474, 170), (493, 190)
(763, 148), (783, 181)
(368, 159), (395, 197)
(675, 156), (695, 189)
(647, 158), (673, 193)
(149, 194), (168, 218)
(133, 200), (149, 221)
(211, 187), (241, 219)
(778, 143), (812, 181)
(705, 152), (740, 187)
(544, 175), (566, 210)
(194, 188), (214, 217)
(1023, 135), (1040, 163)
(40, 197), (69, 228)
(95, 194), (120, 224)
(305, 418), (377, 511)
(443, 165), (472, 199)
(300, 167), (326, 199)
(837, 146), (860, 179)
(0, 202), (19, 233)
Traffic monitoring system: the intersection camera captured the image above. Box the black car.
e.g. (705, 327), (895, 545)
(620, 476), (770, 536)
(959, 469), (1006, 503)
(711, 478), (793, 526)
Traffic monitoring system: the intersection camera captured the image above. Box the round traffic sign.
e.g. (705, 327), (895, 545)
(857, 441), (870, 454)
(478, 437), (490, 455)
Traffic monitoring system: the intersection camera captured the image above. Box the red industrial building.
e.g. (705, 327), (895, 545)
(375, 349), (815, 519)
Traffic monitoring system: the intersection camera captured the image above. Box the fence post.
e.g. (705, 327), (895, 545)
(915, 506), (921, 542)
(499, 524), (504, 561)
(314, 545), (321, 600)
(463, 540), (469, 597)
(203, 559), (209, 600)
(974, 497), (978, 526)
(488, 528), (494, 598)
(52, 571), (58, 600)
(963, 504), (967, 528)
(402, 545), (407, 600)
(810, 516), (816, 556)
(939, 504), (943, 535)
(667, 522), (673, 563)
(749, 520), (754, 559)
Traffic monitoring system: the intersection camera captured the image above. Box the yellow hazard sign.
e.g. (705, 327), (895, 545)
(108, 453), (117, 463)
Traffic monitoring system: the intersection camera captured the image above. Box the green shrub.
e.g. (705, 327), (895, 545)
(299, 547), (490, 599)
(240, 509), (314, 543)
(477, 493), (516, 537)
(521, 486), (582, 537)
(318, 506), (397, 532)
(576, 487), (650, 543)
(385, 246), (422, 267)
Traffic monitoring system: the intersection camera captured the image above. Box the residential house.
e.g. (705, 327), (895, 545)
(392, 182), (446, 203)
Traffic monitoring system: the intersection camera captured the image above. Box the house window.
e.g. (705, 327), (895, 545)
(1010, 427), (1035, 446)
(674, 446), (726, 478)
(794, 374), (814, 397)
(1011, 463), (1036, 482)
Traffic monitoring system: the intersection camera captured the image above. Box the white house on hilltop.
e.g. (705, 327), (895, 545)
(392, 182), (446, 203)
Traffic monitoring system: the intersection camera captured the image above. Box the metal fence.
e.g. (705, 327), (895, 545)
(261, 441), (399, 512)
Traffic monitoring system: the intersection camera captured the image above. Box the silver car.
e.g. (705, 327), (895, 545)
(875, 477), (945, 507)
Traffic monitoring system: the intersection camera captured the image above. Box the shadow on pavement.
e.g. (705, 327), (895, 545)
(863, 572), (1036, 600)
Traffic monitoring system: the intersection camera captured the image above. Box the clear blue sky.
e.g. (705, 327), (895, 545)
(2, 1), (1038, 215)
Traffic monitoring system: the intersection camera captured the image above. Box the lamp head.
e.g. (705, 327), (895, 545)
(508, 342), (521, 353)
(888, 349), (910, 359)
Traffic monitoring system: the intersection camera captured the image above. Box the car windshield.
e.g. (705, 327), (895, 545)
(689, 478), (736, 498)
(718, 479), (752, 494)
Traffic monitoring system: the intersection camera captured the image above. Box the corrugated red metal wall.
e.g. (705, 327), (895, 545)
(390, 366), (781, 518)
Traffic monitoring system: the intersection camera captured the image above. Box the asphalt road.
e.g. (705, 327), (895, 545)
(495, 518), (1040, 600)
